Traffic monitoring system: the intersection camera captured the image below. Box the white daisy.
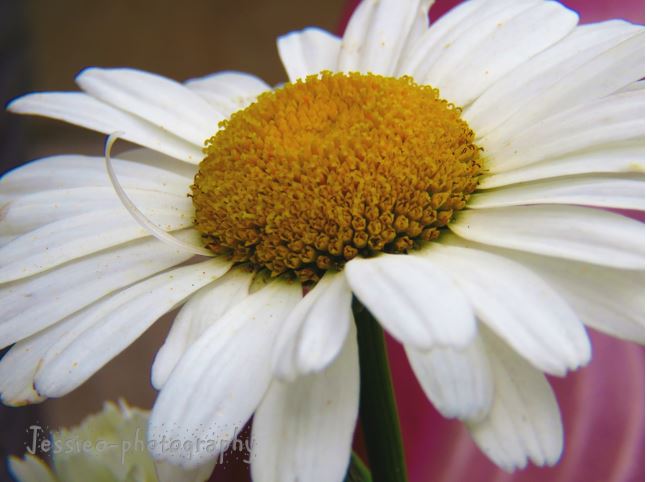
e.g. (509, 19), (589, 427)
(1, 0), (644, 480)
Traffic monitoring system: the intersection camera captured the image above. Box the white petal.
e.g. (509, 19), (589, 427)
(272, 270), (352, 381)
(357, 0), (433, 75)
(0, 232), (197, 349)
(0, 235), (17, 247)
(419, 244), (591, 375)
(395, 0), (433, 73)
(278, 28), (341, 81)
(405, 335), (493, 421)
(470, 174), (644, 210)
(151, 269), (253, 389)
(0, 200), (194, 283)
(0, 272), (147, 406)
(148, 281), (302, 468)
(466, 22), (644, 137)
(404, 0), (541, 83)
(76, 67), (223, 146)
(7, 93), (203, 163)
(468, 332), (563, 471)
(3, 303), (114, 402)
(616, 79), (645, 93)
(480, 141), (644, 188)
(251, 324), (359, 482)
(34, 259), (232, 398)
(345, 254), (475, 349)
(514, 256), (645, 343)
(485, 89), (644, 172)
(449, 238), (645, 343)
(337, 0), (380, 72)
(398, 0), (483, 77)
(0, 154), (193, 202)
(428, 1), (578, 106)
(339, 0), (433, 74)
(1, 187), (190, 236)
(0, 323), (69, 405)
(8, 455), (57, 482)
(451, 205), (644, 269)
(185, 71), (270, 116)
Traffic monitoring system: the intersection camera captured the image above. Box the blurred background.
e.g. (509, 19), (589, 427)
(0, 0), (644, 481)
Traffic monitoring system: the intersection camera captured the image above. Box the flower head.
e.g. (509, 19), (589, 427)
(1, 0), (644, 480)
(193, 71), (482, 279)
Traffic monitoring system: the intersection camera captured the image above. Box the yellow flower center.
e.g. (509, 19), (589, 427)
(192, 72), (482, 281)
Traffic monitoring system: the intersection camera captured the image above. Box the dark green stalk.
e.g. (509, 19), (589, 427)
(345, 452), (373, 482)
(352, 299), (408, 482)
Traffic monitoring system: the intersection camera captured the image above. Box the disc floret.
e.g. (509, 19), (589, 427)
(192, 72), (482, 281)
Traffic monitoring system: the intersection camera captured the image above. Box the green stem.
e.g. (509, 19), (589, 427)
(345, 452), (373, 482)
(353, 298), (408, 482)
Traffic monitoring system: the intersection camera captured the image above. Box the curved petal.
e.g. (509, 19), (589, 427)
(251, 324), (359, 482)
(345, 254), (476, 350)
(406, 335), (493, 421)
(467, 331), (563, 471)
(0, 231), (198, 349)
(272, 270), (352, 381)
(418, 244), (591, 376)
(148, 281), (302, 468)
(76, 67), (223, 146)
(151, 269), (253, 389)
(278, 28), (341, 81)
(451, 205), (644, 270)
(7, 93), (203, 163)
(470, 174), (644, 210)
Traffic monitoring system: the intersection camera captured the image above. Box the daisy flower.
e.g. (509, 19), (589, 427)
(1, 0), (644, 480)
